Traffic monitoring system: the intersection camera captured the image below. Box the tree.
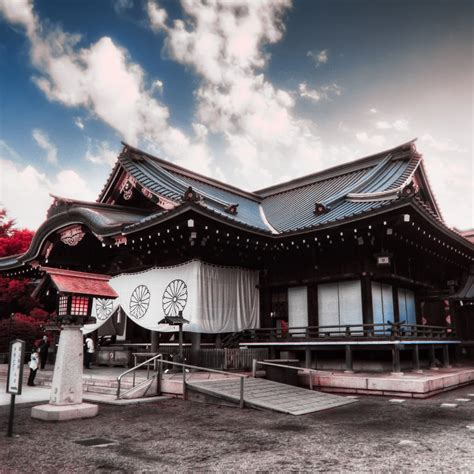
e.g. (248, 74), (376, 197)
(0, 208), (50, 352)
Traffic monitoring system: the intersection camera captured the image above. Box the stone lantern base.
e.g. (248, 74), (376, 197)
(31, 325), (98, 421)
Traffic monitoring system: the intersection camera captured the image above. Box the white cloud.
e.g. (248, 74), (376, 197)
(369, 108), (378, 114)
(375, 119), (409, 131)
(0, 139), (22, 161)
(0, 0), (213, 176)
(152, 79), (163, 94)
(421, 134), (467, 153)
(32, 128), (58, 164)
(0, 156), (95, 229)
(147, 0), (168, 32)
(298, 82), (342, 103)
(355, 131), (386, 147)
(113, 0), (133, 15)
(147, 0), (327, 188)
(85, 141), (118, 167)
(307, 49), (328, 67)
(74, 117), (85, 130)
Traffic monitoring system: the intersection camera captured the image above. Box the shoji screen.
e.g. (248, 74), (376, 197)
(318, 281), (363, 330)
(288, 286), (308, 332)
(398, 288), (417, 326)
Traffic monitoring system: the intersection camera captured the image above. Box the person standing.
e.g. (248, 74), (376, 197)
(39, 335), (49, 369)
(84, 335), (95, 369)
(28, 348), (40, 386)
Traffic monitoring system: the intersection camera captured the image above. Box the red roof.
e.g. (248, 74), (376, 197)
(41, 267), (118, 298)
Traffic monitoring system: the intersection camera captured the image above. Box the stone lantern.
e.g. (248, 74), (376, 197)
(31, 267), (118, 421)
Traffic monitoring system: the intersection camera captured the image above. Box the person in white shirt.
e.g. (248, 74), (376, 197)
(28, 348), (40, 386)
(84, 336), (95, 369)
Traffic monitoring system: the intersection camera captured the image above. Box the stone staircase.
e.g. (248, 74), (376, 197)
(0, 365), (150, 401)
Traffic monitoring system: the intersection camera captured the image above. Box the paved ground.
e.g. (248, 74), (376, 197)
(1, 384), (473, 472)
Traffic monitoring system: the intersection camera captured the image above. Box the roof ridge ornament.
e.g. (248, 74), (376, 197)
(225, 204), (239, 215)
(314, 203), (329, 215)
(399, 181), (419, 198)
(183, 186), (201, 202)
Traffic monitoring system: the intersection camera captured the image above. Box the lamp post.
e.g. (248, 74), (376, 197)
(31, 267), (117, 422)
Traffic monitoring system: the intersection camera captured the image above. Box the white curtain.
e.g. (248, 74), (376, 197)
(84, 260), (259, 334)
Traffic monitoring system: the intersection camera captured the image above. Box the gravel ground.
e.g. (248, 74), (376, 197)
(1, 385), (473, 473)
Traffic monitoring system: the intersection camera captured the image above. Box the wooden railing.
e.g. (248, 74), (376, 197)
(241, 323), (455, 342)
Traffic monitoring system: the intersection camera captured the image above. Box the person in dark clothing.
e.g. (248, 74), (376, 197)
(28, 348), (40, 386)
(39, 335), (49, 369)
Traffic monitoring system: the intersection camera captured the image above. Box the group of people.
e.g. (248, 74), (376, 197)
(27, 335), (49, 386)
(27, 334), (96, 387)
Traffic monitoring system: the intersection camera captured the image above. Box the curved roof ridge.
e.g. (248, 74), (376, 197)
(256, 139), (417, 197)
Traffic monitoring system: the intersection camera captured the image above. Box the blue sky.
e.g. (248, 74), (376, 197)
(0, 0), (472, 230)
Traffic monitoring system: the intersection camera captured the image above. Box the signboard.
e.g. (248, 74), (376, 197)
(7, 339), (25, 395)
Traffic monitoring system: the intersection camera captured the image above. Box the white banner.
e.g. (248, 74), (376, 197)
(83, 260), (259, 334)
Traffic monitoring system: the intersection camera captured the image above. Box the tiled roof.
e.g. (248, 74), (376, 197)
(113, 140), (423, 235)
(42, 267), (119, 298)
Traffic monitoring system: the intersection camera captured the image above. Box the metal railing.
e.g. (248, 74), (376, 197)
(117, 354), (248, 407)
(251, 359), (319, 390)
(116, 353), (163, 399)
(243, 322), (455, 342)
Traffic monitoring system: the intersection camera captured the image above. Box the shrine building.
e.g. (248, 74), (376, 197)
(1, 139), (473, 371)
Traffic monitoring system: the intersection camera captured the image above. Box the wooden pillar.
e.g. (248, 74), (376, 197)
(442, 345), (451, 368)
(361, 275), (374, 326)
(305, 347), (312, 369)
(391, 344), (402, 374)
(191, 332), (201, 366)
(344, 345), (354, 373)
(412, 344), (422, 373)
(428, 344), (437, 369)
(215, 333), (222, 349)
(307, 285), (318, 327)
(151, 331), (159, 353)
(392, 286), (400, 323)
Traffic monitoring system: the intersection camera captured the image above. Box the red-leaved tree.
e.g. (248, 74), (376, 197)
(0, 208), (47, 352)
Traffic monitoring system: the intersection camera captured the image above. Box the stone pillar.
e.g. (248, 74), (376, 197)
(31, 325), (98, 421)
(50, 326), (84, 405)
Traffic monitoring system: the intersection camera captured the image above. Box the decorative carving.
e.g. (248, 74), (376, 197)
(183, 186), (200, 202)
(142, 188), (154, 200)
(129, 285), (151, 319)
(114, 235), (127, 246)
(400, 181), (419, 198)
(162, 279), (188, 317)
(120, 175), (137, 201)
(59, 225), (85, 247)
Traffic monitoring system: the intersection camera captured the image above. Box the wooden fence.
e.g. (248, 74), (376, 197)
(157, 347), (269, 371)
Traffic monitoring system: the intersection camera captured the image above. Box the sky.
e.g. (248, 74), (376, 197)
(0, 0), (472, 231)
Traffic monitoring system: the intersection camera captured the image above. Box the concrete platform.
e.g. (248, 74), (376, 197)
(31, 402), (98, 421)
(301, 366), (474, 398)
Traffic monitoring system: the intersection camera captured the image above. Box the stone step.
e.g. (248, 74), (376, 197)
(83, 385), (118, 395)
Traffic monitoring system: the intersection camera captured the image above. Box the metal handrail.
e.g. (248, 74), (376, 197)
(155, 359), (247, 408)
(117, 355), (248, 407)
(116, 353), (163, 399)
(251, 359), (320, 390)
